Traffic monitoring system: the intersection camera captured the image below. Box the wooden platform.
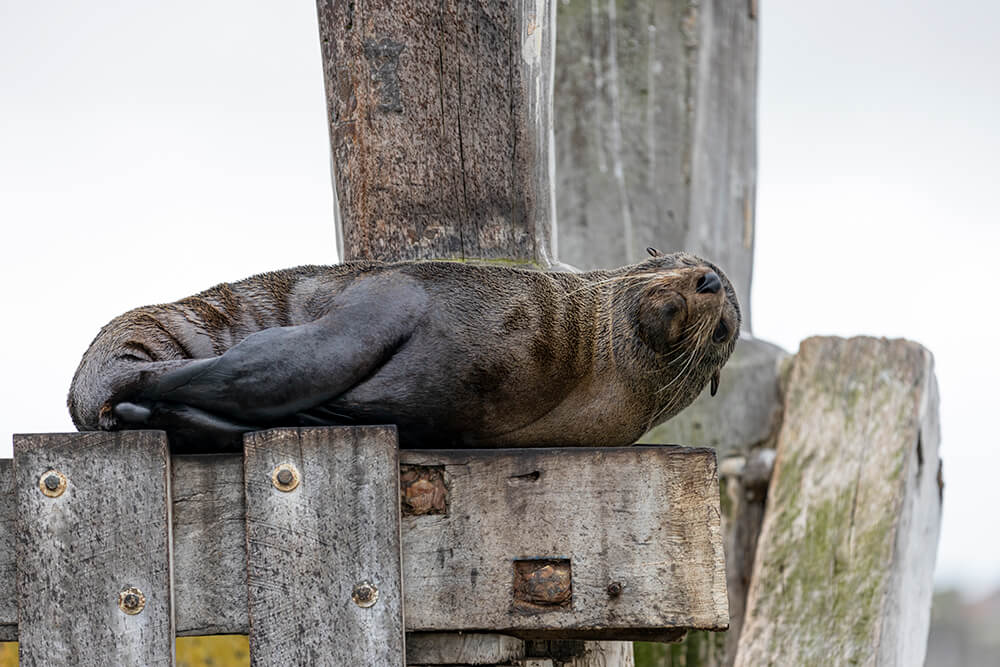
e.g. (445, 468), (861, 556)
(0, 428), (728, 650)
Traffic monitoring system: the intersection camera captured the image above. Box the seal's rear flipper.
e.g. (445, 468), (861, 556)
(137, 273), (429, 425)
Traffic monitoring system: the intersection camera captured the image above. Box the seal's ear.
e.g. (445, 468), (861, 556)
(646, 247), (662, 257)
(710, 370), (721, 397)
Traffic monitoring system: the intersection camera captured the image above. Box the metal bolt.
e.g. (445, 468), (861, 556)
(118, 586), (146, 615)
(352, 580), (379, 608)
(607, 581), (623, 597)
(271, 463), (300, 492)
(38, 470), (67, 498)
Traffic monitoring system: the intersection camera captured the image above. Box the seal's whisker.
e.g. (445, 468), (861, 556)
(566, 272), (675, 297)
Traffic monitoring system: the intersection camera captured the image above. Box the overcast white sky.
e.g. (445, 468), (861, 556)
(1, 1), (997, 597)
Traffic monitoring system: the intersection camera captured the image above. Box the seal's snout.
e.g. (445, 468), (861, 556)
(696, 271), (722, 294)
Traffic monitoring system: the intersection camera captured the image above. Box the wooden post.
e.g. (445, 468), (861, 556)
(734, 337), (942, 666)
(13, 432), (174, 665)
(244, 426), (405, 665)
(317, 0), (557, 266)
(554, 0), (757, 329)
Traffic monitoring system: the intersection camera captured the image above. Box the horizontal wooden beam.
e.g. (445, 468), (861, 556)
(0, 434), (727, 642)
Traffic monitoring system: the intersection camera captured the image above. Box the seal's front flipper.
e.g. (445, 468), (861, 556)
(114, 400), (256, 451)
(139, 272), (429, 424)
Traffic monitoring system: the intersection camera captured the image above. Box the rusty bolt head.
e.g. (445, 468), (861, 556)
(39, 470), (67, 498)
(607, 581), (623, 597)
(271, 463), (300, 492)
(118, 587), (146, 615)
(352, 580), (379, 608)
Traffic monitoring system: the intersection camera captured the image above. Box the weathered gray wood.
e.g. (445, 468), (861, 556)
(13, 431), (174, 665)
(0, 460), (15, 642)
(172, 454), (247, 636)
(717, 447), (774, 666)
(554, 0), (757, 328)
(401, 446), (727, 640)
(316, 0), (557, 266)
(0, 440), (728, 642)
(406, 632), (525, 665)
(734, 337), (943, 666)
(245, 426), (405, 666)
(528, 640), (635, 666)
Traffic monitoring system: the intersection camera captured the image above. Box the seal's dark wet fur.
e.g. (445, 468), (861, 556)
(68, 253), (740, 450)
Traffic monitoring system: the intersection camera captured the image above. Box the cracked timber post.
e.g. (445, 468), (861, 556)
(316, 0), (557, 267)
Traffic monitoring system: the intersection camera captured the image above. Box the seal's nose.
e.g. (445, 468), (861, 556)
(696, 271), (722, 294)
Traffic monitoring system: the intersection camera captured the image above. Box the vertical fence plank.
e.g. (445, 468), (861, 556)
(0, 460), (16, 641)
(245, 426), (404, 666)
(14, 431), (174, 666)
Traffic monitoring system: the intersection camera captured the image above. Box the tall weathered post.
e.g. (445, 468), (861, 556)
(315, 2), (637, 665)
(317, 0), (557, 267)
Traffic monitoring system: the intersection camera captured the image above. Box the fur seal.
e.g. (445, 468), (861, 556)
(68, 250), (740, 450)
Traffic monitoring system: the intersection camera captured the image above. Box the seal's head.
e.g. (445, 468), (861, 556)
(621, 248), (741, 424)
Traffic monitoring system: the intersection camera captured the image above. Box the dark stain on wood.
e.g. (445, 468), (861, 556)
(363, 37), (406, 113)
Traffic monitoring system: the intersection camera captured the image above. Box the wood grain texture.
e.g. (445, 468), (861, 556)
(734, 337), (942, 667)
(13, 431), (174, 666)
(172, 454), (247, 636)
(0, 439), (727, 643)
(554, 0), (757, 328)
(528, 640), (635, 667)
(244, 426), (405, 666)
(400, 446), (728, 639)
(317, 0), (557, 266)
(406, 632), (525, 665)
(0, 461), (15, 642)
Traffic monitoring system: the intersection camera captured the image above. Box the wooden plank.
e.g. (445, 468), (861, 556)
(244, 426), (405, 666)
(0, 461), (15, 642)
(400, 446), (727, 639)
(172, 454), (247, 636)
(13, 431), (174, 665)
(734, 337), (943, 666)
(0, 439), (726, 641)
(316, 0), (557, 266)
(527, 640), (635, 667)
(554, 0), (757, 327)
(406, 632), (525, 665)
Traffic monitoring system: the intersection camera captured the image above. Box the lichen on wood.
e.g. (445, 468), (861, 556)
(735, 336), (942, 666)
